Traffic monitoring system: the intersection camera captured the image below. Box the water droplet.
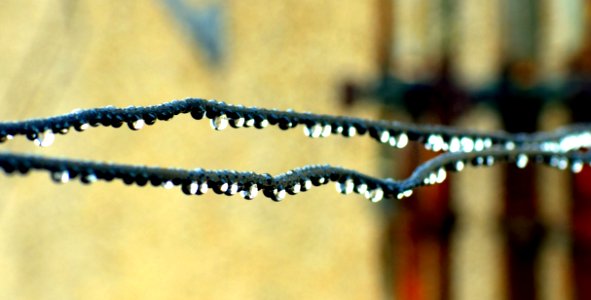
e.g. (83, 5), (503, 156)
(428, 172), (437, 185)
(219, 182), (229, 193)
(311, 123), (323, 138)
(474, 139), (484, 151)
(347, 126), (357, 137)
(396, 133), (408, 148)
(51, 170), (70, 184)
(455, 161), (465, 171)
(557, 157), (568, 170)
(321, 124), (332, 138)
(79, 123), (90, 131)
(241, 184), (258, 200)
(355, 183), (368, 194)
(245, 119), (255, 127)
(388, 136), (397, 147)
(34, 130), (55, 147)
(210, 114), (229, 131)
(291, 183), (301, 194)
(188, 182), (199, 195)
(483, 138), (493, 148)
(379, 131), (390, 143)
(516, 154), (528, 169)
(460, 137), (474, 152)
(397, 189), (413, 199)
(474, 157), (484, 166)
(230, 117), (245, 128)
(318, 177), (326, 184)
(336, 178), (355, 195)
(335, 126), (343, 134)
(200, 182), (209, 194)
(436, 168), (447, 183)
(162, 181), (174, 189)
(273, 189), (287, 201)
(505, 141), (516, 150)
(368, 188), (384, 203)
(259, 119), (269, 128)
(571, 160), (584, 173)
(303, 179), (312, 191)
(130, 119), (145, 130)
(485, 156), (494, 166)
(449, 137), (461, 152)
(83, 173), (98, 184)
(229, 183), (239, 195)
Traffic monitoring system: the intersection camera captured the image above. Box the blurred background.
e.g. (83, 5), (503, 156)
(0, 0), (590, 299)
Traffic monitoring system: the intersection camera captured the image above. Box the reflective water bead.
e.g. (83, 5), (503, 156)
(335, 126), (343, 134)
(505, 141), (516, 150)
(311, 123), (323, 138)
(436, 168), (447, 183)
(188, 182), (199, 195)
(162, 181), (174, 189)
(200, 182), (209, 194)
(34, 130), (55, 147)
(388, 136), (397, 147)
(83, 173), (98, 183)
(474, 139), (484, 151)
(403, 190), (413, 198)
(379, 130), (390, 143)
(259, 119), (269, 128)
(356, 183), (368, 194)
(449, 137), (461, 152)
(219, 182), (229, 193)
(396, 133), (409, 148)
(557, 157), (568, 170)
(368, 188), (384, 203)
(428, 172), (437, 185)
(483, 138), (493, 148)
(79, 123), (90, 131)
(304, 179), (312, 191)
(485, 156), (494, 166)
(455, 161), (465, 172)
(51, 170), (70, 184)
(231, 117), (245, 128)
(273, 189), (287, 201)
(241, 184), (258, 200)
(321, 124), (332, 138)
(245, 119), (255, 127)
(347, 126), (357, 137)
(131, 119), (145, 131)
(336, 179), (354, 195)
(291, 183), (301, 194)
(210, 114), (229, 131)
(229, 183), (239, 195)
(571, 160), (584, 173)
(516, 154), (528, 169)
(460, 137), (474, 152)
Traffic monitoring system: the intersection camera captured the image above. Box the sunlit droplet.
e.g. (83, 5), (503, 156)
(396, 133), (408, 148)
(516, 154), (528, 169)
(34, 130), (55, 147)
(51, 170), (70, 184)
(211, 114), (229, 131)
(571, 160), (584, 173)
(162, 181), (174, 189)
(241, 184), (258, 200)
(130, 119), (145, 130)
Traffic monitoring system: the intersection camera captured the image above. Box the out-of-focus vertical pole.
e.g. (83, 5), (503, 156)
(498, 1), (544, 300)
(568, 2), (591, 298)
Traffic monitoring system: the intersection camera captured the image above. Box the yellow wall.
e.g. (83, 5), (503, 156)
(0, 1), (385, 299)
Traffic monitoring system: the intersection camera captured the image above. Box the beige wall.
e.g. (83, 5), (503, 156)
(0, 1), (385, 299)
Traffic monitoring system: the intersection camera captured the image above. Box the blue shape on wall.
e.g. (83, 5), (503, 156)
(163, 0), (225, 65)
